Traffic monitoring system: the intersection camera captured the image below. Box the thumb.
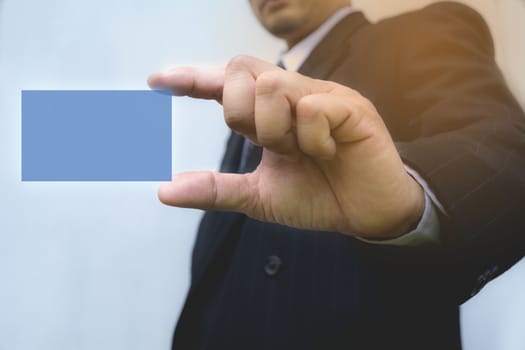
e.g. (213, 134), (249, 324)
(158, 171), (254, 212)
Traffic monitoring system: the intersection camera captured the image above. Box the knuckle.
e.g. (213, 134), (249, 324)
(255, 71), (285, 95)
(224, 112), (242, 127)
(356, 97), (378, 117)
(256, 128), (277, 145)
(297, 95), (322, 118)
(224, 110), (256, 139)
(226, 55), (252, 73)
(360, 95), (375, 110)
(346, 89), (373, 109)
(224, 109), (250, 129)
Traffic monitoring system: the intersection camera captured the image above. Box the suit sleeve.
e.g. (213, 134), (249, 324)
(393, 2), (525, 300)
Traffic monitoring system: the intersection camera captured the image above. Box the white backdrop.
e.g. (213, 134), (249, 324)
(0, 1), (523, 349)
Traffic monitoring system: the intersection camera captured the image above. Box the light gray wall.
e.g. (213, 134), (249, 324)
(0, 1), (523, 349)
(0, 1), (281, 349)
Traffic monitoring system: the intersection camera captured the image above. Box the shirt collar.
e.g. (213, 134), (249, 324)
(280, 6), (356, 72)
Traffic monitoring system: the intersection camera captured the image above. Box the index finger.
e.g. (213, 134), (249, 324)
(221, 55), (284, 141)
(148, 66), (225, 102)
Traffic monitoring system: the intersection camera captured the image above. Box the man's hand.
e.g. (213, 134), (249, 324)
(148, 55), (424, 239)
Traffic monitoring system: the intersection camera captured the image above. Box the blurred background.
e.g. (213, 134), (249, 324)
(0, 0), (523, 349)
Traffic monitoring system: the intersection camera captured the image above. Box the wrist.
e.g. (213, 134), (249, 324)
(384, 175), (425, 238)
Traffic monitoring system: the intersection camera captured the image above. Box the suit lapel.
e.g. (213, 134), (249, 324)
(219, 131), (245, 173)
(298, 11), (369, 79)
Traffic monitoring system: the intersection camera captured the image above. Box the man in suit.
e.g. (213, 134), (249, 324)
(149, 0), (525, 348)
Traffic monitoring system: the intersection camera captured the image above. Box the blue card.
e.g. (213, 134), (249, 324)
(22, 90), (172, 181)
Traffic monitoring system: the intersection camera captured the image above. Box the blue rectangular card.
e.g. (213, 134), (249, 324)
(22, 90), (172, 181)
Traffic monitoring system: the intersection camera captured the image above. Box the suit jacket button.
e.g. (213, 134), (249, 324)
(470, 270), (493, 297)
(264, 255), (282, 277)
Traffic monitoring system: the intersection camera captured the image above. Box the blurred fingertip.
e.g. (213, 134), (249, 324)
(157, 177), (178, 205)
(147, 74), (163, 88)
(157, 182), (170, 204)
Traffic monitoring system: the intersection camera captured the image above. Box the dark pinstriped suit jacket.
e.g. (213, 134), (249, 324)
(172, 2), (525, 349)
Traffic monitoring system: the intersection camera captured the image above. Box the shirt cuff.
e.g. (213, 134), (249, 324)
(356, 193), (440, 246)
(355, 165), (443, 247)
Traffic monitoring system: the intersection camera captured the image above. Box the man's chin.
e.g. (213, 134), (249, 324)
(267, 22), (296, 38)
(264, 16), (304, 40)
